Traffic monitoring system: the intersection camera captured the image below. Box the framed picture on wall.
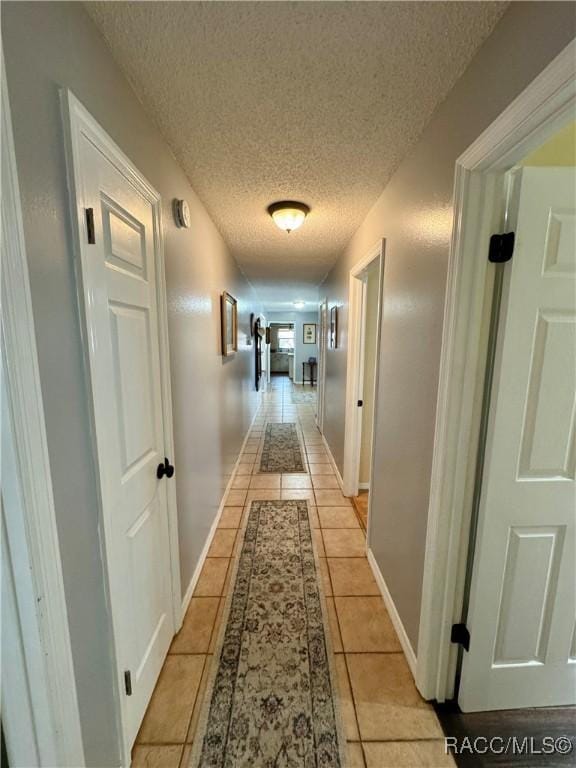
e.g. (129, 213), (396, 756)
(303, 323), (317, 344)
(329, 306), (338, 349)
(221, 291), (238, 356)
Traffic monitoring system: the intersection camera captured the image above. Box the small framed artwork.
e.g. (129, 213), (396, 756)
(303, 323), (317, 344)
(329, 305), (338, 349)
(221, 291), (238, 356)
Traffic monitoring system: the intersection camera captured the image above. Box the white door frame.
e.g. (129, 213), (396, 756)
(1, 68), (85, 766)
(316, 297), (328, 433)
(342, 240), (385, 499)
(268, 320), (295, 380)
(259, 313), (268, 392)
(416, 39), (576, 703)
(61, 91), (182, 762)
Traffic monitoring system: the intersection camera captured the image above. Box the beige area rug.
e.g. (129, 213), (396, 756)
(189, 500), (346, 768)
(259, 422), (306, 473)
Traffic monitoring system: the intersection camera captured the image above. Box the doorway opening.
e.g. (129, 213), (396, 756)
(354, 258), (380, 530)
(458, 147), (575, 712)
(342, 241), (385, 537)
(316, 298), (328, 432)
(269, 323), (295, 379)
(417, 41), (575, 725)
(436, 149), (576, 752)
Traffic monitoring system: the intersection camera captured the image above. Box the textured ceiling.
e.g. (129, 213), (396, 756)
(86, 1), (506, 307)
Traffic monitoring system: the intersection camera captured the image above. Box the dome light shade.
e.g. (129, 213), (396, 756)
(268, 201), (310, 233)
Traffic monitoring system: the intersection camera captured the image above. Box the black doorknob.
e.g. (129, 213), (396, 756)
(157, 457), (175, 479)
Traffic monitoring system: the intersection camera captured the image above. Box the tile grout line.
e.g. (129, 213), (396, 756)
(192, 381), (389, 766)
(343, 650), (365, 751)
(291, 385), (368, 766)
(331, 580), (366, 755)
(183, 654), (208, 746)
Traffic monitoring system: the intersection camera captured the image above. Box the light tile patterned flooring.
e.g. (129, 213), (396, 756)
(132, 378), (454, 768)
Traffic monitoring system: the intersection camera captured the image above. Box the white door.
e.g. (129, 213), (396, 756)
(66, 99), (176, 747)
(459, 167), (576, 711)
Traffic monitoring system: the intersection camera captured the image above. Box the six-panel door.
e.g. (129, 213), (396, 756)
(459, 167), (576, 711)
(79, 135), (174, 745)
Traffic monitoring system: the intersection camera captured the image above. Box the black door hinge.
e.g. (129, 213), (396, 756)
(488, 232), (514, 263)
(124, 670), (132, 696)
(357, 400), (363, 407)
(85, 208), (96, 244)
(451, 623), (470, 652)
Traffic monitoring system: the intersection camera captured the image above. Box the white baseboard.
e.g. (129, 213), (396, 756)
(180, 511), (221, 619)
(366, 548), (417, 678)
(321, 434), (344, 490)
(358, 482), (370, 491)
(180, 400), (261, 619)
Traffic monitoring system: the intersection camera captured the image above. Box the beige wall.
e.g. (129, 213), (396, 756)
(359, 260), (379, 486)
(523, 120), (576, 166)
(321, 3), (576, 651)
(2, 2), (260, 764)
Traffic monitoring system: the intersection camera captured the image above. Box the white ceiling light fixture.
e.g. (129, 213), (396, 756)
(293, 300), (306, 309)
(267, 201), (310, 233)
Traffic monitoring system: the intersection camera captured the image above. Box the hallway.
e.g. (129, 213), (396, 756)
(3, 4), (575, 766)
(132, 378), (452, 768)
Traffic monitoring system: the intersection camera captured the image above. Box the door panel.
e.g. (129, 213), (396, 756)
(104, 201), (147, 277)
(110, 304), (156, 472)
(459, 167), (576, 711)
(76, 134), (174, 745)
(518, 312), (576, 479)
(493, 525), (565, 665)
(543, 208), (575, 276)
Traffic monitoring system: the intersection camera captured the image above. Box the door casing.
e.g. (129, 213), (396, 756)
(416, 39), (576, 704)
(342, 240), (385, 503)
(61, 90), (182, 765)
(316, 298), (328, 432)
(458, 165), (576, 711)
(1, 69), (85, 767)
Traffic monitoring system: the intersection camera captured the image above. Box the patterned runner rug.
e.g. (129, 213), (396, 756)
(190, 500), (345, 768)
(259, 422), (305, 473)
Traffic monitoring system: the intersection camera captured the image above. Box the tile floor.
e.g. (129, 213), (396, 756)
(132, 377), (454, 767)
(352, 490), (369, 531)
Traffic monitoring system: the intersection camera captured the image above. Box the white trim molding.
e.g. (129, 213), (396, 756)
(367, 549), (417, 677)
(321, 434), (345, 490)
(416, 39), (576, 703)
(342, 240), (385, 499)
(1, 69), (85, 766)
(316, 297), (328, 433)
